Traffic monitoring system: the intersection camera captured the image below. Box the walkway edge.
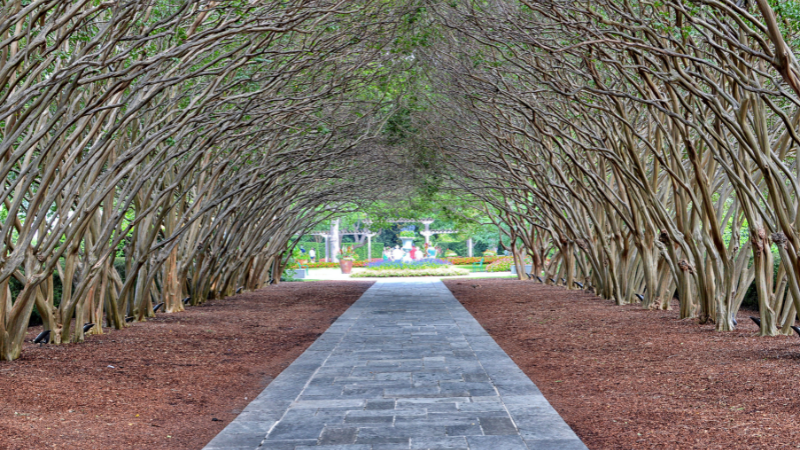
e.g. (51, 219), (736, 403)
(202, 288), (367, 450)
(203, 280), (588, 450)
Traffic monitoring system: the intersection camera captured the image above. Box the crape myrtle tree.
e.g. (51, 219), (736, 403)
(6, 0), (800, 361)
(0, 0), (415, 360)
(412, 0), (800, 335)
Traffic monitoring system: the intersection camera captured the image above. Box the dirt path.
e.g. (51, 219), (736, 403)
(444, 279), (800, 450)
(0, 281), (373, 450)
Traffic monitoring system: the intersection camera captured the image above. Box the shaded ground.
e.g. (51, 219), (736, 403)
(444, 279), (800, 450)
(0, 281), (373, 450)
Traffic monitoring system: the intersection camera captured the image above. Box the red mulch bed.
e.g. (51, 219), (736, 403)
(444, 279), (800, 450)
(0, 281), (373, 450)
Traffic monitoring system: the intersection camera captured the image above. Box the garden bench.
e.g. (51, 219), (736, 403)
(471, 258), (485, 272)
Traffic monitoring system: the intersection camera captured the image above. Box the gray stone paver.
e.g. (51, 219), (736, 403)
(203, 280), (588, 450)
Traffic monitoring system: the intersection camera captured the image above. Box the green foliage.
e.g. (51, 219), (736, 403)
(291, 246), (304, 260)
(281, 268), (299, 282)
(772, 0), (800, 39)
(385, 107), (417, 145)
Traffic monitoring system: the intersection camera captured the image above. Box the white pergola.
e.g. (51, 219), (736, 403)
(306, 218), (465, 261)
(389, 219), (460, 245)
(387, 219), (463, 255)
(309, 229), (377, 262)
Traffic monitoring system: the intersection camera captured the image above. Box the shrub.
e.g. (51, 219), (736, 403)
(399, 230), (415, 237)
(291, 246), (304, 260)
(355, 245), (383, 260)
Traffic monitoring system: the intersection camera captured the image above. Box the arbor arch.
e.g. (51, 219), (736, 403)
(3, 0), (800, 359)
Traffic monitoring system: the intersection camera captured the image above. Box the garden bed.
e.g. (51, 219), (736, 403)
(297, 259), (382, 269)
(351, 267), (469, 277)
(445, 256), (502, 265)
(0, 281), (373, 450)
(444, 279), (800, 449)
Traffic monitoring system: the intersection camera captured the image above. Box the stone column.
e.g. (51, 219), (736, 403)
(323, 235), (329, 262)
(331, 219), (340, 262)
(467, 238), (473, 257)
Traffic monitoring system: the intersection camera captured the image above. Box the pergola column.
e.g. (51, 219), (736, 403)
(467, 238), (473, 257)
(331, 219), (340, 262)
(367, 232), (377, 261)
(420, 218), (434, 245)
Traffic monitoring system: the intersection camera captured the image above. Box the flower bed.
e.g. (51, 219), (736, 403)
(486, 257), (532, 272)
(293, 259), (381, 269)
(446, 256), (502, 265)
(351, 267), (469, 278)
(364, 258), (452, 271)
(486, 257), (513, 272)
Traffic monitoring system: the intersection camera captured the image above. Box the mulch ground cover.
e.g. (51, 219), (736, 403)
(0, 281), (373, 450)
(444, 279), (800, 450)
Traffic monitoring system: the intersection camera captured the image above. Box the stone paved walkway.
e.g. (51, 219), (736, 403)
(204, 280), (588, 450)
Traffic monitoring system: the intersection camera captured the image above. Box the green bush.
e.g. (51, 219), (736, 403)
(291, 246), (304, 259)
